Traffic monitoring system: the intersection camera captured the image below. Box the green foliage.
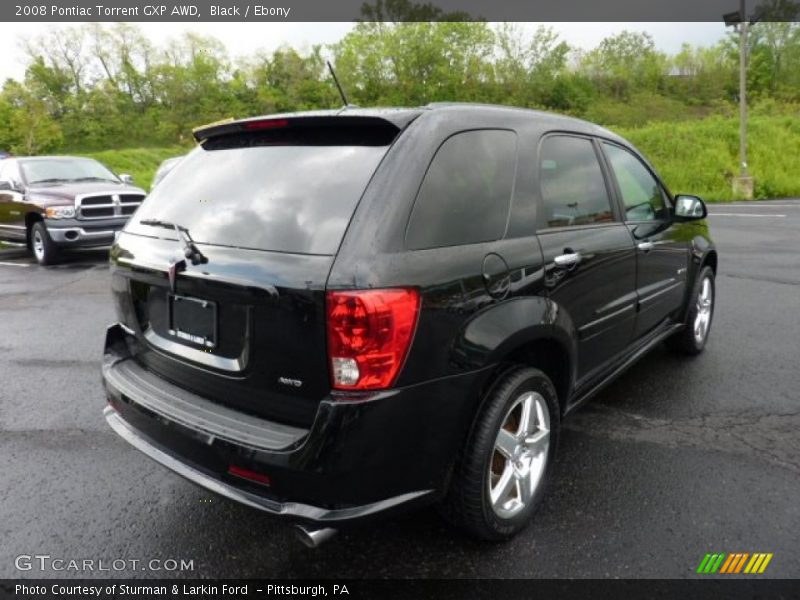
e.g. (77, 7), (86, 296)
(83, 146), (188, 189)
(617, 111), (800, 201)
(583, 92), (718, 127)
(333, 21), (495, 105)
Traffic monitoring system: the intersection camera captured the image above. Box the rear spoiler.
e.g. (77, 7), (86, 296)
(192, 113), (420, 143)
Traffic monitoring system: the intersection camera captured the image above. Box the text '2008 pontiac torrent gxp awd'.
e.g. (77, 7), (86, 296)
(102, 104), (716, 542)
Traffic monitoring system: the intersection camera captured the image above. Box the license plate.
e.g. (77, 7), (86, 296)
(168, 294), (217, 348)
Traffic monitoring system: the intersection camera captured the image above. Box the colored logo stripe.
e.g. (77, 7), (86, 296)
(698, 552), (773, 574)
(697, 553), (726, 573)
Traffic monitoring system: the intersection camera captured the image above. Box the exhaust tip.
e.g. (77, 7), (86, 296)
(293, 524), (337, 548)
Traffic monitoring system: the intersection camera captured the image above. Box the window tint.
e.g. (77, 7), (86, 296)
(128, 142), (390, 255)
(603, 143), (668, 221)
(538, 136), (614, 228)
(405, 130), (517, 250)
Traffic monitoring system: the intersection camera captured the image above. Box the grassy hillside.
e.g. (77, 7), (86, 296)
(616, 113), (800, 201)
(84, 147), (187, 191)
(77, 113), (800, 201)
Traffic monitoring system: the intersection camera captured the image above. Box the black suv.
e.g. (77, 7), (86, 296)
(102, 104), (716, 543)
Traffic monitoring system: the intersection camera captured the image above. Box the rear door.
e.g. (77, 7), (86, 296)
(534, 134), (637, 382)
(111, 118), (401, 427)
(600, 141), (689, 339)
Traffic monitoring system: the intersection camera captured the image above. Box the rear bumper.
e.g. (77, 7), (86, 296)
(46, 217), (128, 247)
(103, 406), (430, 522)
(102, 323), (489, 525)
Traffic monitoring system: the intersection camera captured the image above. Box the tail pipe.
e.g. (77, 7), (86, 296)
(293, 524), (337, 548)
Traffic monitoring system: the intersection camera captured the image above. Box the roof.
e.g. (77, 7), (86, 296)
(193, 102), (624, 145)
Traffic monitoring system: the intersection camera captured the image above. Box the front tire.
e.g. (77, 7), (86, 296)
(440, 366), (559, 541)
(668, 266), (715, 355)
(31, 221), (59, 266)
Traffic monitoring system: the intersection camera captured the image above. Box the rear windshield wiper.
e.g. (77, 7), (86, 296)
(139, 218), (208, 265)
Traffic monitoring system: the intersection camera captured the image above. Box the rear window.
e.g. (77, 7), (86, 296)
(127, 127), (393, 255)
(405, 129), (518, 250)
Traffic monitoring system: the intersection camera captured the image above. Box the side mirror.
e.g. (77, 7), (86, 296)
(673, 195), (707, 221)
(118, 173), (134, 185)
(0, 181), (11, 191)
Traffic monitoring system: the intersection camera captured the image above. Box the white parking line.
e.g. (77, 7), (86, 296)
(0, 261), (32, 267)
(708, 213), (787, 217)
(716, 203), (799, 207)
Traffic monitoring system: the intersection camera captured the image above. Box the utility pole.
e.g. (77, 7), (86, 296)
(739, 0), (749, 180)
(727, 0), (754, 198)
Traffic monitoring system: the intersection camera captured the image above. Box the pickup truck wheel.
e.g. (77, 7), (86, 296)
(668, 266), (715, 355)
(440, 366), (559, 541)
(31, 221), (59, 266)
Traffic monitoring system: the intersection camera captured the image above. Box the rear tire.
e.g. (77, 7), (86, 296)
(31, 221), (59, 266)
(667, 266), (715, 355)
(440, 366), (559, 541)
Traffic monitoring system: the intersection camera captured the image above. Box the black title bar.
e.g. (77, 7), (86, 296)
(3, 579), (800, 600)
(5, 0), (800, 22)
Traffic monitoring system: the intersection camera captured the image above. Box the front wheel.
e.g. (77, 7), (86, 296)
(668, 266), (715, 355)
(440, 366), (559, 541)
(31, 221), (59, 266)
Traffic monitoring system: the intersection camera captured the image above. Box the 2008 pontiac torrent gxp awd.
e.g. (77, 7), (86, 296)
(102, 104), (716, 542)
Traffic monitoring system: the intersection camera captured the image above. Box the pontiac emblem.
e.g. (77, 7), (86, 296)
(168, 258), (186, 294)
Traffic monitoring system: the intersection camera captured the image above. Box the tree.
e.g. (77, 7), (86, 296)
(579, 31), (667, 99)
(0, 81), (62, 154)
(494, 24), (570, 107)
(333, 21), (494, 105)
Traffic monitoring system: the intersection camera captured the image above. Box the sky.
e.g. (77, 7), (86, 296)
(0, 21), (727, 82)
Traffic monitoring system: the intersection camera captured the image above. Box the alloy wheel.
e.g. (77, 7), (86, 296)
(33, 229), (45, 261)
(694, 276), (713, 345)
(488, 391), (550, 519)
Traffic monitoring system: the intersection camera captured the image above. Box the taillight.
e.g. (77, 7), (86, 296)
(243, 118), (289, 130)
(326, 288), (420, 390)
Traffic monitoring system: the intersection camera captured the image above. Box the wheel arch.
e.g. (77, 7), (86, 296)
(25, 212), (43, 249)
(702, 248), (718, 274)
(455, 297), (578, 416)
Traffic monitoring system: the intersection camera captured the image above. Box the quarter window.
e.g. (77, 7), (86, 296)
(538, 136), (614, 228)
(405, 130), (517, 250)
(603, 143), (668, 222)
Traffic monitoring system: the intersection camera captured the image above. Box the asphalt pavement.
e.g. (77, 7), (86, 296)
(1, 200), (798, 579)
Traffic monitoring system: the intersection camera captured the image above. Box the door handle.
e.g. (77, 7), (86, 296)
(554, 252), (582, 268)
(637, 241), (655, 252)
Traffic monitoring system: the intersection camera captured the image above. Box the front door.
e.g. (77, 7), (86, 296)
(600, 142), (690, 339)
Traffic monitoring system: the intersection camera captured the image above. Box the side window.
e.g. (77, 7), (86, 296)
(0, 161), (21, 188)
(538, 136), (614, 228)
(405, 129), (517, 250)
(603, 143), (668, 222)
(0, 161), (10, 183)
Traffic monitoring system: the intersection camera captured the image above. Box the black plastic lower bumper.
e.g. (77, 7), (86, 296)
(102, 323), (490, 524)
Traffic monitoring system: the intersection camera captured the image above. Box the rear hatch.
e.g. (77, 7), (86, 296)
(110, 116), (407, 427)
